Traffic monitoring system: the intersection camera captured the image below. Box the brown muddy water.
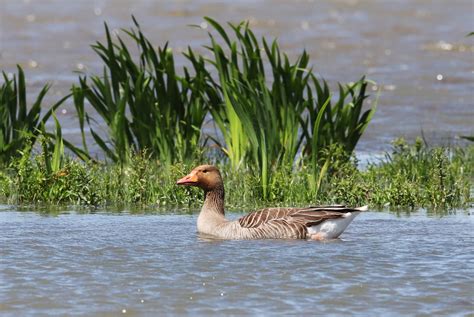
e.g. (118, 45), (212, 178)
(0, 0), (473, 154)
(0, 207), (473, 316)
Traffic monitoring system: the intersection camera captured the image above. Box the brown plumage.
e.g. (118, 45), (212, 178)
(177, 164), (368, 240)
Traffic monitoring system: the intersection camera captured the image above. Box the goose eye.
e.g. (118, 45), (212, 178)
(202, 169), (208, 174)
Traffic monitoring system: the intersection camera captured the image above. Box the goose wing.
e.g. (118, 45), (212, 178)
(238, 205), (360, 228)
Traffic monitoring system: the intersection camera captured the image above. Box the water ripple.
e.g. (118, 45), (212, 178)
(1, 210), (473, 315)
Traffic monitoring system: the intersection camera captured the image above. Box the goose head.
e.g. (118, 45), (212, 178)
(176, 165), (223, 191)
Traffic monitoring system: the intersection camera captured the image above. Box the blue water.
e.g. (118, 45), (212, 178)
(1, 0), (473, 152)
(1, 208), (472, 316)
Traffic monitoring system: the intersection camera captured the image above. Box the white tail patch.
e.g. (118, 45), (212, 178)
(357, 205), (369, 211)
(308, 211), (362, 239)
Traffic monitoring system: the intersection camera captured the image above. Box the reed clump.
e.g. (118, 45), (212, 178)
(73, 17), (208, 165)
(0, 66), (69, 164)
(69, 17), (376, 198)
(0, 139), (471, 211)
(0, 17), (471, 211)
(199, 18), (376, 198)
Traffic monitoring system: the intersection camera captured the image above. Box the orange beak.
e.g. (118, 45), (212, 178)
(176, 171), (198, 186)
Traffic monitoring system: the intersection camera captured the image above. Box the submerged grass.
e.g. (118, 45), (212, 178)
(1, 139), (471, 211)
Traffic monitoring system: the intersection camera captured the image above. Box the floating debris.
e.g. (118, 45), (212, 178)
(248, 16), (258, 26)
(26, 14), (35, 23)
(436, 74), (443, 81)
(28, 60), (38, 68)
(301, 21), (309, 30)
(423, 41), (471, 52)
(436, 41), (453, 51)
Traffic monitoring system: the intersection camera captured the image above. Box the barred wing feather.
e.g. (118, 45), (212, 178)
(238, 205), (360, 229)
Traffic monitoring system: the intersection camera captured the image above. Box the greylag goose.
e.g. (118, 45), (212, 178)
(177, 165), (368, 240)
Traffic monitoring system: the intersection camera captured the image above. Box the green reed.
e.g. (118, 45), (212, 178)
(0, 66), (69, 164)
(200, 18), (376, 197)
(363, 138), (472, 209)
(1, 139), (471, 210)
(72, 16), (376, 179)
(75, 17), (208, 164)
(1, 17), (470, 211)
(203, 18), (309, 197)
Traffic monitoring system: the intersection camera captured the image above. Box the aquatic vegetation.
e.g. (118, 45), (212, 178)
(1, 138), (471, 211)
(72, 17), (376, 177)
(0, 170), (12, 199)
(74, 17), (207, 164)
(0, 18), (470, 212)
(199, 18), (376, 197)
(0, 66), (69, 164)
(6, 143), (96, 205)
(460, 135), (474, 142)
(1, 17), (376, 201)
(362, 139), (472, 209)
(203, 18), (310, 174)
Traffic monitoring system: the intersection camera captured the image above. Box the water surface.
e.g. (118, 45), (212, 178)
(1, 0), (473, 153)
(1, 208), (473, 316)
